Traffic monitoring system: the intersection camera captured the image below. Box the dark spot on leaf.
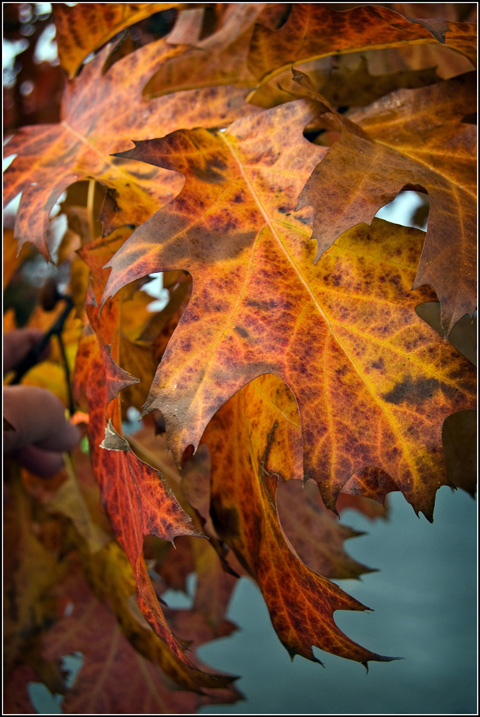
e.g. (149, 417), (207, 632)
(234, 326), (249, 339)
(191, 156), (228, 184)
(246, 298), (274, 311)
(383, 377), (438, 404)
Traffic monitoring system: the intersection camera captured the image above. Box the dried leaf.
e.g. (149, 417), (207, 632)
(3, 39), (257, 261)
(247, 4), (475, 87)
(74, 325), (234, 692)
(103, 100), (475, 519)
(248, 53), (442, 110)
(204, 387), (394, 667)
(42, 567), (241, 713)
(277, 480), (375, 580)
(53, 3), (179, 78)
(145, 3), (285, 96)
(296, 71), (477, 334)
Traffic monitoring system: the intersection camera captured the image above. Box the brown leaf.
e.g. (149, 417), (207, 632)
(103, 101), (475, 519)
(3, 38), (257, 261)
(296, 71), (477, 334)
(74, 322), (234, 692)
(53, 3), (180, 78)
(144, 3), (286, 96)
(442, 410), (477, 497)
(277, 479), (375, 580)
(392, 2), (477, 64)
(247, 4), (475, 87)
(249, 53), (442, 110)
(42, 567), (241, 713)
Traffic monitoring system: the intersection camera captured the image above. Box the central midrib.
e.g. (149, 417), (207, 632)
(220, 131), (419, 481)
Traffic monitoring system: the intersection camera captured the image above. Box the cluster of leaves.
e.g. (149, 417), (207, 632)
(3, 3), (477, 713)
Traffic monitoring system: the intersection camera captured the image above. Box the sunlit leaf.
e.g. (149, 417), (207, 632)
(104, 100), (475, 519)
(3, 40), (257, 261)
(295, 71), (477, 334)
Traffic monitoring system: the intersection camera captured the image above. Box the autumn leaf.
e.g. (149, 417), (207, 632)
(279, 479), (375, 580)
(118, 418), (241, 628)
(42, 567), (241, 714)
(203, 384), (393, 667)
(246, 3), (475, 95)
(73, 320), (236, 692)
(249, 52), (443, 111)
(3, 473), (70, 693)
(183, 373), (374, 579)
(53, 2), (179, 78)
(201, 371), (380, 584)
(45, 458), (111, 554)
(3, 2), (477, 701)
(73, 228), (235, 692)
(144, 3), (286, 96)
(103, 100), (475, 519)
(76, 229), (164, 412)
(3, 37), (257, 261)
(295, 71), (477, 334)
(379, 3), (477, 79)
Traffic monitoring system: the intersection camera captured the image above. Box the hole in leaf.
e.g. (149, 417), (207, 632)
(375, 190), (430, 230)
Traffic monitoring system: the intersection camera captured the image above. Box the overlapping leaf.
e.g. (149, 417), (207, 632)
(232, 377), (375, 579)
(248, 52), (443, 111)
(103, 99), (475, 519)
(73, 291), (237, 692)
(109, 421), (242, 632)
(53, 2), (179, 78)
(144, 3), (285, 96)
(68, 229), (237, 691)
(3, 37), (257, 260)
(204, 384), (393, 667)
(247, 3), (476, 86)
(146, 3), (474, 107)
(373, 3), (477, 80)
(42, 567), (241, 714)
(295, 71), (477, 334)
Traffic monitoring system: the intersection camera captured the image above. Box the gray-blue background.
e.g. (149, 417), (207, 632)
(195, 486), (477, 715)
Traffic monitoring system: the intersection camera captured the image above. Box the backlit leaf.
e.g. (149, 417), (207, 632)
(53, 3), (179, 78)
(247, 3), (475, 88)
(3, 39), (257, 261)
(204, 386), (394, 667)
(103, 100), (475, 519)
(296, 71), (477, 334)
